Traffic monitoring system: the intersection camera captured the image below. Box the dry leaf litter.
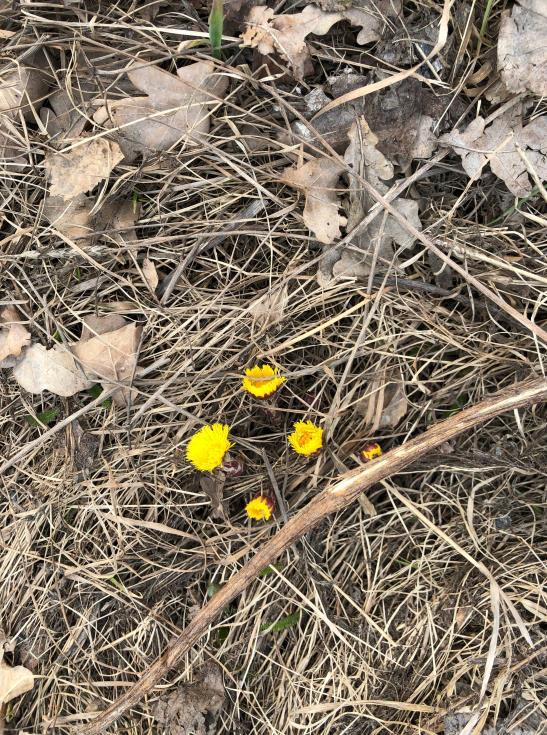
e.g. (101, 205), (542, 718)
(1, 1), (546, 734)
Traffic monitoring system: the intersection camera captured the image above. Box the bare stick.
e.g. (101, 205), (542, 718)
(81, 375), (547, 734)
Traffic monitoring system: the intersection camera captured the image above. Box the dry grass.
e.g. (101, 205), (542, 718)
(1, 1), (546, 733)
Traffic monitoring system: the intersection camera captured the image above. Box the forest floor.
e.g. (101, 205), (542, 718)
(0, 1), (546, 733)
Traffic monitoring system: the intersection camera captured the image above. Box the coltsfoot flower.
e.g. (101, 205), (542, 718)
(360, 442), (382, 463)
(288, 420), (323, 456)
(186, 423), (233, 472)
(246, 494), (275, 521)
(242, 364), (285, 399)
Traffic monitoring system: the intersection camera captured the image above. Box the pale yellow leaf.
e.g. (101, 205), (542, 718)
(0, 658), (34, 705)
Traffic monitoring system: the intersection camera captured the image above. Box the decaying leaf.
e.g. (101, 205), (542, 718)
(440, 107), (547, 197)
(281, 157), (346, 244)
(241, 2), (400, 79)
(42, 193), (93, 240)
(199, 472), (226, 519)
(142, 258), (159, 292)
(322, 116), (421, 282)
(72, 317), (142, 404)
(0, 657), (34, 705)
(0, 53), (49, 163)
(80, 314), (128, 341)
(93, 198), (139, 244)
(39, 87), (91, 144)
(497, 0), (547, 97)
(357, 379), (408, 432)
(0, 53), (48, 122)
(93, 61), (228, 162)
(44, 137), (124, 201)
(152, 662), (225, 735)
(12, 343), (92, 397)
(248, 283), (289, 330)
(362, 78), (440, 168)
(0, 306), (31, 362)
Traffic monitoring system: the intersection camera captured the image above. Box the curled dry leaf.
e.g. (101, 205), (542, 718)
(322, 116), (421, 283)
(0, 657), (34, 705)
(93, 61), (228, 162)
(498, 0), (547, 97)
(44, 137), (124, 201)
(12, 343), (92, 397)
(72, 317), (142, 404)
(281, 157), (346, 244)
(0, 306), (31, 362)
(142, 258), (159, 292)
(440, 107), (547, 197)
(199, 472), (226, 519)
(241, 2), (401, 78)
(357, 379), (408, 432)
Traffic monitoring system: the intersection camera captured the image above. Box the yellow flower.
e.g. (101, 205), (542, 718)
(288, 420), (323, 456)
(246, 494), (275, 521)
(242, 364), (285, 399)
(360, 441), (382, 463)
(186, 423), (233, 472)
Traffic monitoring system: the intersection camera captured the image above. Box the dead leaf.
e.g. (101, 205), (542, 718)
(142, 258), (159, 292)
(363, 78), (440, 168)
(440, 107), (547, 197)
(0, 53), (48, 122)
(241, 2), (401, 79)
(498, 0), (547, 97)
(357, 379), (408, 432)
(93, 61), (228, 162)
(248, 283), (289, 330)
(39, 87), (91, 144)
(199, 473), (226, 519)
(80, 314), (128, 340)
(44, 137), (124, 201)
(153, 662), (224, 735)
(0, 657), (34, 705)
(43, 193), (93, 240)
(281, 157), (346, 244)
(322, 116), (421, 282)
(72, 320), (142, 404)
(0, 306), (31, 362)
(93, 199), (139, 244)
(12, 343), (92, 397)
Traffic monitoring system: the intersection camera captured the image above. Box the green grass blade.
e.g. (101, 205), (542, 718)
(209, 0), (223, 59)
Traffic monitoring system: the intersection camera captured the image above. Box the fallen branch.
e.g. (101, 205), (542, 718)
(82, 375), (547, 734)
